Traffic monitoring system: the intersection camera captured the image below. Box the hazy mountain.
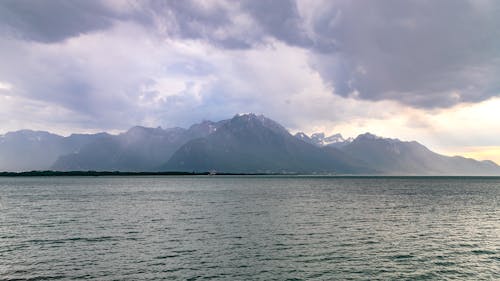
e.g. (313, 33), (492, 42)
(51, 121), (226, 171)
(295, 132), (353, 148)
(1, 115), (499, 175)
(340, 133), (500, 175)
(0, 130), (108, 171)
(163, 114), (373, 173)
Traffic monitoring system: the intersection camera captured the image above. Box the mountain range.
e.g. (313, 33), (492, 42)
(1, 114), (498, 175)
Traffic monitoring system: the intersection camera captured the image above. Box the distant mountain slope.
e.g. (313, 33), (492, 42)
(0, 130), (108, 172)
(1, 114), (499, 175)
(340, 133), (500, 175)
(163, 114), (373, 173)
(51, 121), (226, 171)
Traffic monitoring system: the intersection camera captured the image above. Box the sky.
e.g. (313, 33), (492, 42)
(0, 0), (500, 162)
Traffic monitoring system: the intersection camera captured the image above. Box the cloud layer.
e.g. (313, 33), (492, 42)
(0, 0), (499, 157)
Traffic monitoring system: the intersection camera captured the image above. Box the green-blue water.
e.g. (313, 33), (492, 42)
(1, 176), (499, 280)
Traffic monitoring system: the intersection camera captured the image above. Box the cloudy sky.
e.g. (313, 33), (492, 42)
(1, 0), (500, 162)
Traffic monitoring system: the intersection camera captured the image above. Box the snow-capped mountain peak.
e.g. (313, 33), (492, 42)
(295, 132), (352, 147)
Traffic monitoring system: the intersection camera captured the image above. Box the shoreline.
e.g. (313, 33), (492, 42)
(1, 171), (500, 178)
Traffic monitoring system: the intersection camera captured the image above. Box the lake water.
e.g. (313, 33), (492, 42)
(0, 176), (498, 280)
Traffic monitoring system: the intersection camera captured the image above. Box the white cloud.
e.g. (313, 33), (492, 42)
(0, 81), (12, 91)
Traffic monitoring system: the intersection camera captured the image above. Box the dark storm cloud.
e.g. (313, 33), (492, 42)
(0, 0), (111, 42)
(0, 0), (305, 46)
(148, 0), (500, 108)
(0, 0), (303, 46)
(146, 0), (310, 49)
(0, 0), (152, 43)
(241, 0), (311, 47)
(147, 0), (254, 48)
(307, 0), (500, 107)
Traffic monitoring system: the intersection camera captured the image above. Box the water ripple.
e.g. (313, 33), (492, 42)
(0, 176), (498, 280)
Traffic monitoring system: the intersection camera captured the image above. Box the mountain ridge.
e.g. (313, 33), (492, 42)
(163, 114), (373, 174)
(0, 114), (498, 175)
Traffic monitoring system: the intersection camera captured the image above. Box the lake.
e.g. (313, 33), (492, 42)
(0, 176), (499, 280)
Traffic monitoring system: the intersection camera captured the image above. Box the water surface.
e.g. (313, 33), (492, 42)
(1, 176), (499, 280)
